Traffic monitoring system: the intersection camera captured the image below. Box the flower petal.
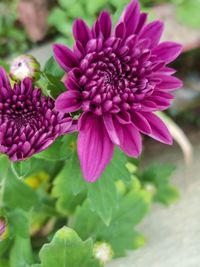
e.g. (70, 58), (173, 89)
(135, 13), (148, 34)
(156, 75), (183, 90)
(103, 113), (120, 145)
(131, 111), (152, 134)
(99, 11), (112, 39)
(73, 19), (92, 47)
(114, 22), (126, 38)
(152, 42), (182, 63)
(118, 0), (140, 37)
(119, 123), (142, 157)
(0, 67), (11, 91)
(53, 44), (78, 72)
(78, 113), (114, 182)
(55, 91), (82, 113)
(140, 21), (164, 48)
(142, 112), (173, 145)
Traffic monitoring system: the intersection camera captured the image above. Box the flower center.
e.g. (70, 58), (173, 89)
(71, 37), (158, 115)
(0, 94), (39, 129)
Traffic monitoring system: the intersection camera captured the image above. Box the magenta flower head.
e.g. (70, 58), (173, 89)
(53, 0), (183, 182)
(0, 67), (74, 161)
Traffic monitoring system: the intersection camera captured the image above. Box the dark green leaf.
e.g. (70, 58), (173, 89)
(44, 56), (64, 79)
(11, 160), (31, 179)
(44, 73), (66, 99)
(74, 188), (151, 257)
(3, 173), (39, 211)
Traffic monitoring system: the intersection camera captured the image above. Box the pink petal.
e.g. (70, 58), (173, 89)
(140, 21), (164, 48)
(135, 13), (148, 34)
(114, 22), (126, 38)
(148, 96), (171, 110)
(115, 111), (131, 124)
(0, 67), (11, 91)
(64, 76), (80, 91)
(73, 19), (92, 47)
(53, 44), (78, 72)
(119, 123), (142, 157)
(118, 0), (140, 37)
(142, 112), (173, 145)
(156, 75), (183, 90)
(99, 11), (112, 39)
(152, 42), (182, 63)
(55, 91), (82, 113)
(78, 113), (114, 182)
(103, 113), (120, 145)
(157, 67), (176, 75)
(131, 111), (152, 134)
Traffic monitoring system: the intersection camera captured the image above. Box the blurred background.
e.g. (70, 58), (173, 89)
(1, 0), (200, 266)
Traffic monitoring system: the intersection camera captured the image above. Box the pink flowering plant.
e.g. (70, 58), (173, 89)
(0, 1), (182, 266)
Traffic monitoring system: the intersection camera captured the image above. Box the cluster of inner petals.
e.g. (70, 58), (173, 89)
(71, 36), (160, 116)
(0, 81), (69, 161)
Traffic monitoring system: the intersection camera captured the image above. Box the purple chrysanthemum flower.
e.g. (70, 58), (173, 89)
(53, 0), (183, 182)
(0, 67), (74, 161)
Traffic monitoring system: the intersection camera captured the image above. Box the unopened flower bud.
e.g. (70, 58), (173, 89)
(94, 242), (113, 265)
(10, 54), (40, 82)
(0, 216), (8, 241)
(145, 183), (157, 195)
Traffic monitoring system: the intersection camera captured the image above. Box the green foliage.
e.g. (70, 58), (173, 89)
(52, 163), (86, 216)
(35, 227), (100, 267)
(9, 210), (33, 267)
(44, 56), (64, 79)
(74, 184), (151, 257)
(141, 164), (179, 205)
(0, 3), (32, 58)
(2, 173), (39, 211)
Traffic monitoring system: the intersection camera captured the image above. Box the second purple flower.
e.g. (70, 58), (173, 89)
(53, 0), (183, 182)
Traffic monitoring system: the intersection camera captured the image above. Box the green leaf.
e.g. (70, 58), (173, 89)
(154, 185), (179, 206)
(11, 160), (31, 179)
(0, 238), (12, 257)
(43, 73), (66, 99)
(37, 227), (100, 267)
(3, 173), (39, 211)
(48, 8), (70, 35)
(9, 209), (33, 267)
(141, 164), (175, 186)
(87, 148), (131, 225)
(52, 164), (86, 216)
(0, 155), (9, 181)
(0, 60), (9, 72)
(0, 258), (9, 267)
(68, 151), (87, 195)
(44, 56), (64, 79)
(141, 164), (179, 205)
(74, 188), (151, 257)
(10, 236), (33, 267)
(34, 136), (71, 162)
(87, 173), (118, 226)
